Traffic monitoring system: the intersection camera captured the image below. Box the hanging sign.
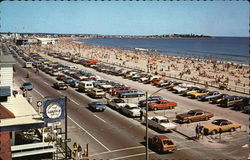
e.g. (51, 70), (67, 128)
(43, 98), (65, 122)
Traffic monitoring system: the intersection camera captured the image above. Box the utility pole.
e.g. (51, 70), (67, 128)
(145, 92), (149, 160)
(145, 88), (164, 160)
(64, 96), (68, 160)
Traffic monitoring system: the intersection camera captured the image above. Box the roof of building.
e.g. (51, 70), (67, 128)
(0, 103), (15, 119)
(0, 94), (44, 132)
(36, 38), (58, 41)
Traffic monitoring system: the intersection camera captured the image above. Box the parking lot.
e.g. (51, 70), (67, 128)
(11, 45), (249, 159)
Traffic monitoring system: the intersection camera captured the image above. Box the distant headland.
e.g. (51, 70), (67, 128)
(93, 34), (213, 39)
(0, 32), (212, 39)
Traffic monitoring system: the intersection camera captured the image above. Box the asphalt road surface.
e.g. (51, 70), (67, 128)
(12, 49), (248, 160)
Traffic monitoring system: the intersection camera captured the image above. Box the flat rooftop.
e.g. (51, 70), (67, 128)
(0, 94), (44, 131)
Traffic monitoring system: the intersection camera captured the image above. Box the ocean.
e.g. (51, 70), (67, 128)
(77, 37), (249, 64)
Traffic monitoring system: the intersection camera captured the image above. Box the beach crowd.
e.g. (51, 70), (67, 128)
(23, 37), (249, 93)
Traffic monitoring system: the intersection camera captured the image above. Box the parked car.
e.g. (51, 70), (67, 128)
(202, 119), (241, 135)
(120, 103), (141, 117)
(176, 109), (214, 123)
(146, 135), (177, 153)
(157, 80), (173, 88)
(188, 89), (209, 99)
(21, 82), (33, 91)
(63, 77), (75, 84)
(78, 81), (94, 92)
(166, 82), (183, 91)
(219, 96), (245, 107)
(231, 97), (249, 111)
(53, 82), (68, 90)
(172, 84), (195, 93)
(151, 78), (166, 86)
(148, 100), (177, 111)
(117, 90), (145, 98)
(138, 96), (163, 107)
(242, 103), (250, 114)
(148, 116), (177, 132)
(107, 98), (127, 110)
(209, 94), (230, 104)
(197, 91), (222, 101)
(180, 86), (201, 96)
(88, 88), (105, 98)
(69, 79), (80, 88)
(88, 101), (107, 111)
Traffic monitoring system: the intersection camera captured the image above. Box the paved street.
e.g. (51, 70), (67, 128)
(12, 50), (248, 160)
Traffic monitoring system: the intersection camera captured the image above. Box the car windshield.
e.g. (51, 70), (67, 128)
(187, 110), (196, 115)
(24, 82), (31, 85)
(114, 99), (125, 103)
(163, 140), (174, 145)
(160, 119), (169, 123)
(212, 120), (222, 125)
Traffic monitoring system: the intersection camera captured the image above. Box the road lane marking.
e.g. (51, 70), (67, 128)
(34, 89), (44, 97)
(70, 99), (79, 105)
(43, 81), (49, 85)
(109, 151), (155, 160)
(68, 116), (111, 151)
(94, 115), (107, 123)
(90, 145), (144, 157)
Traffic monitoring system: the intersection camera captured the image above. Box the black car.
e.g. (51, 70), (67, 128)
(209, 94), (229, 104)
(232, 97), (249, 110)
(219, 96), (245, 107)
(53, 82), (68, 90)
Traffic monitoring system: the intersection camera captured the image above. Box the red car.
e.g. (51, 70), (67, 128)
(81, 59), (99, 66)
(56, 75), (66, 81)
(149, 100), (177, 110)
(111, 87), (131, 96)
(152, 78), (166, 86)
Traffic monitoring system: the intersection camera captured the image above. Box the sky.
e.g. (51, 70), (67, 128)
(0, 1), (249, 37)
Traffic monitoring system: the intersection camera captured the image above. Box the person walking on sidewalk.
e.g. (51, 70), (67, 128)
(200, 125), (204, 139)
(72, 142), (77, 158)
(77, 144), (82, 159)
(140, 109), (143, 121)
(195, 124), (200, 139)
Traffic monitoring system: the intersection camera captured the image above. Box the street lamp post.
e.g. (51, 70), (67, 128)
(145, 88), (165, 160)
(145, 92), (149, 160)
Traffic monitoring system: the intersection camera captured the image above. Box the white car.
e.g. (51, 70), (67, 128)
(173, 84), (195, 93)
(148, 116), (177, 132)
(120, 103), (141, 117)
(107, 98), (127, 110)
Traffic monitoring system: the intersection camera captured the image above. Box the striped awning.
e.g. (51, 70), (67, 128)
(0, 86), (11, 97)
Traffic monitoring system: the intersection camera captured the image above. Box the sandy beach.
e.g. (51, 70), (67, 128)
(23, 37), (249, 94)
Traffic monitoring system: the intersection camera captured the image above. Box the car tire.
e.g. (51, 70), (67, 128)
(211, 130), (217, 135)
(158, 147), (163, 153)
(154, 107), (158, 111)
(205, 117), (209, 121)
(230, 128), (235, 132)
(188, 119), (192, 123)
